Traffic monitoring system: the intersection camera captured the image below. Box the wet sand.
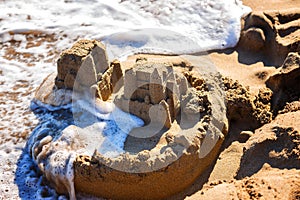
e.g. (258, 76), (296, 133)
(0, 0), (299, 199)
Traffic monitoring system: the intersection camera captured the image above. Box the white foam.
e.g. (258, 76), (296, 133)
(0, 0), (250, 61)
(31, 96), (144, 157)
(25, 97), (144, 199)
(72, 97), (144, 156)
(104, 0), (251, 58)
(31, 100), (72, 112)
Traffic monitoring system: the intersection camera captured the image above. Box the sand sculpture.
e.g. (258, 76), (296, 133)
(71, 42), (228, 199)
(266, 52), (300, 114)
(31, 36), (282, 199)
(55, 39), (109, 90)
(239, 9), (300, 65)
(35, 40), (123, 106)
(33, 39), (229, 199)
(114, 62), (191, 129)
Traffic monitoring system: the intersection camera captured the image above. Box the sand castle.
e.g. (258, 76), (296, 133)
(72, 55), (228, 199)
(32, 39), (229, 199)
(55, 39), (123, 102)
(115, 61), (191, 129)
(32, 37), (284, 199)
(2, 2), (298, 199)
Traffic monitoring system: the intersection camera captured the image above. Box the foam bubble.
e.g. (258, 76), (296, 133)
(24, 96), (144, 199)
(14, 152), (61, 200)
(0, 0), (250, 61)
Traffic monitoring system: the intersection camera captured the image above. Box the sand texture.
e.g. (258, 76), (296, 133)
(0, 0), (300, 200)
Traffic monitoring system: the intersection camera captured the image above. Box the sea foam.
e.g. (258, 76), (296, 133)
(22, 98), (144, 199)
(0, 0), (250, 60)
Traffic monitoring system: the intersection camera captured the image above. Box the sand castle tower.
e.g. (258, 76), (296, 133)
(115, 62), (188, 128)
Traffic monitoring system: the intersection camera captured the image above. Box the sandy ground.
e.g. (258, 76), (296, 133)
(242, 0), (300, 11)
(181, 1), (300, 199)
(210, 0), (300, 94)
(0, 0), (299, 199)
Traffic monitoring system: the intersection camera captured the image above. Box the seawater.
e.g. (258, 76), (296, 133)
(0, 0), (250, 59)
(15, 96), (144, 199)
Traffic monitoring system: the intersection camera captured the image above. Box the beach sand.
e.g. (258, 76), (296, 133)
(0, 0), (299, 199)
(182, 1), (300, 199)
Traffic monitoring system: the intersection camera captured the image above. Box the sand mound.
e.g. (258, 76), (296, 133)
(188, 109), (300, 200)
(239, 9), (300, 65)
(236, 111), (300, 179)
(223, 77), (272, 129)
(266, 52), (300, 114)
(186, 165), (300, 200)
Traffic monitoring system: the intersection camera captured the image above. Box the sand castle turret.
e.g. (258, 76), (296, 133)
(150, 68), (164, 104)
(115, 61), (189, 128)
